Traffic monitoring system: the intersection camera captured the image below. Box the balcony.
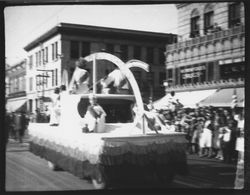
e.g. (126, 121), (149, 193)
(164, 78), (244, 93)
(166, 25), (245, 51)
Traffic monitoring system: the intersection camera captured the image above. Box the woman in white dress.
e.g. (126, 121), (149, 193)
(84, 94), (106, 133)
(49, 87), (61, 126)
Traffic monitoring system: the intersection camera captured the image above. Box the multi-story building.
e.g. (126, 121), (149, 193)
(162, 2), (245, 108)
(5, 60), (27, 112)
(24, 23), (177, 113)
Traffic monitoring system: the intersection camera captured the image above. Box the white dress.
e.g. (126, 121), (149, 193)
(236, 119), (244, 152)
(84, 104), (106, 133)
(49, 94), (60, 125)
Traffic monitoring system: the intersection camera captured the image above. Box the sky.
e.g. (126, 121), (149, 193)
(4, 4), (178, 65)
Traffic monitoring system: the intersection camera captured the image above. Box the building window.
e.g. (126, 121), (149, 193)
(55, 42), (58, 60)
(45, 47), (48, 63)
(52, 70), (54, 87)
(55, 68), (58, 86)
(120, 45), (128, 61)
(29, 77), (33, 91)
(81, 41), (90, 57)
(159, 48), (165, 65)
(133, 46), (141, 59)
(159, 72), (166, 86)
(190, 9), (200, 38)
(38, 51), (41, 66)
(106, 43), (114, 54)
(229, 2), (241, 28)
(52, 44), (55, 60)
(207, 62), (214, 81)
(204, 4), (214, 35)
(42, 49), (45, 64)
(133, 71), (142, 88)
(29, 55), (33, 69)
(146, 47), (154, 64)
(35, 52), (38, 67)
(70, 41), (79, 59)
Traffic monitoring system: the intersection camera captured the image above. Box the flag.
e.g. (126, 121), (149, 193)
(231, 88), (237, 108)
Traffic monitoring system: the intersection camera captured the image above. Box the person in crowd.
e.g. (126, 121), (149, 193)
(5, 111), (13, 145)
(19, 111), (29, 143)
(49, 87), (61, 126)
(212, 112), (224, 159)
(199, 114), (213, 157)
(69, 57), (90, 94)
(221, 121), (233, 163)
(13, 112), (21, 142)
(84, 94), (106, 133)
(235, 109), (244, 163)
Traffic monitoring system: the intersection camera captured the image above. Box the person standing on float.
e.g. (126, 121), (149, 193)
(84, 94), (106, 133)
(49, 87), (61, 126)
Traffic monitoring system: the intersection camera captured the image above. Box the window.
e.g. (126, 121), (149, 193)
(55, 68), (58, 86)
(167, 69), (173, 80)
(146, 47), (154, 64)
(229, 2), (241, 28)
(106, 43), (114, 54)
(204, 11), (214, 34)
(70, 41), (79, 59)
(159, 48), (165, 65)
(133, 46), (141, 59)
(207, 62), (214, 81)
(55, 42), (58, 60)
(35, 52), (38, 67)
(52, 44), (55, 60)
(38, 51), (41, 66)
(45, 47), (48, 63)
(190, 9), (200, 38)
(42, 49), (44, 64)
(52, 70), (54, 86)
(120, 45), (128, 61)
(134, 71), (142, 88)
(159, 72), (166, 85)
(81, 41), (90, 57)
(29, 55), (33, 69)
(29, 77), (33, 91)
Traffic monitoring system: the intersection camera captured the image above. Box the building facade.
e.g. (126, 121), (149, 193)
(163, 2), (245, 107)
(24, 23), (177, 113)
(5, 60), (27, 112)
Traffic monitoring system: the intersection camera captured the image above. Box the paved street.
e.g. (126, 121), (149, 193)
(5, 139), (237, 191)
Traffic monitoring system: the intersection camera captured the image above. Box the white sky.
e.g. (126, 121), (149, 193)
(4, 4), (178, 65)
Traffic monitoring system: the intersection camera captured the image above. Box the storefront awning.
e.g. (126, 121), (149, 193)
(175, 89), (217, 108)
(153, 89), (217, 109)
(199, 87), (244, 107)
(6, 99), (27, 112)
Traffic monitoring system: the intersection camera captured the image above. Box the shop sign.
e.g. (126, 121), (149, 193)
(180, 65), (206, 79)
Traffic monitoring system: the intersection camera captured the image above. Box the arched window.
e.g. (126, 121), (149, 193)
(204, 4), (214, 35)
(190, 9), (200, 38)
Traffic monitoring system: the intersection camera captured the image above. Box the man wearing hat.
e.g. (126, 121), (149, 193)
(84, 94), (106, 133)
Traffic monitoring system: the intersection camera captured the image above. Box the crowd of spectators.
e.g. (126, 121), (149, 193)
(153, 105), (244, 164)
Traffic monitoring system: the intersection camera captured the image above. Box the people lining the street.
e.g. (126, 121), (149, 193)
(151, 103), (244, 164)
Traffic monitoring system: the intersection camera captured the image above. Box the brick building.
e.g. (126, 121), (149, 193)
(5, 60), (27, 112)
(160, 2), (245, 108)
(24, 23), (176, 113)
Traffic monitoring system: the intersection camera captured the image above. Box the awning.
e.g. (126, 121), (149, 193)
(6, 99), (27, 112)
(175, 89), (217, 108)
(153, 89), (217, 109)
(199, 87), (244, 107)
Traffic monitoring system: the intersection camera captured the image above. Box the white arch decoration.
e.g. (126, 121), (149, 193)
(126, 59), (149, 72)
(83, 52), (146, 132)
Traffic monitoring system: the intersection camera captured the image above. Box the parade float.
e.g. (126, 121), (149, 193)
(28, 52), (188, 189)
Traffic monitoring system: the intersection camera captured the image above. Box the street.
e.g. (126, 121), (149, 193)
(5, 139), (237, 191)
